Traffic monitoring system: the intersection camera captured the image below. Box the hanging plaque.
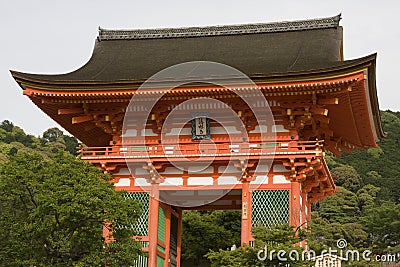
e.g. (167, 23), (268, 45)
(191, 112), (210, 140)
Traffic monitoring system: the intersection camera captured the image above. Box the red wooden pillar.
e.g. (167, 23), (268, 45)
(300, 188), (308, 248)
(176, 208), (182, 267)
(164, 206), (171, 267)
(240, 177), (253, 246)
(306, 199), (312, 226)
(290, 181), (301, 227)
(301, 189), (308, 227)
(148, 183), (160, 266)
(102, 222), (113, 242)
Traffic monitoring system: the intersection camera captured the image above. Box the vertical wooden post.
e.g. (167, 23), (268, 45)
(148, 183), (160, 267)
(299, 188), (308, 248)
(176, 208), (182, 267)
(164, 206), (171, 267)
(240, 177), (252, 246)
(306, 200), (312, 223)
(301, 190), (307, 227)
(102, 221), (113, 243)
(290, 181), (301, 228)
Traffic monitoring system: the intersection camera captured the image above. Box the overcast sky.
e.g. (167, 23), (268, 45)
(1, 0), (399, 136)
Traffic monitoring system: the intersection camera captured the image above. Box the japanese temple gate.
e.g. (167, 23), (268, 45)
(12, 15), (383, 267)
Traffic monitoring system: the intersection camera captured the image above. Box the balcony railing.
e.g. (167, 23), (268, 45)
(79, 141), (324, 161)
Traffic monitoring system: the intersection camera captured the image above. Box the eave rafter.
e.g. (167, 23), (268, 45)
(21, 71), (361, 99)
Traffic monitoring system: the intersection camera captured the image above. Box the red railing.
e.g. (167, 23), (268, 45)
(79, 141), (323, 160)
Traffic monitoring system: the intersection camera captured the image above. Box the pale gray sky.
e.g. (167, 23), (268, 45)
(1, 0), (399, 136)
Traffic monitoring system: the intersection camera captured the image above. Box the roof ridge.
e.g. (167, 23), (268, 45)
(98, 14), (341, 41)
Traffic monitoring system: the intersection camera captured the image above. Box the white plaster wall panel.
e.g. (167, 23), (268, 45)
(165, 127), (191, 136)
(273, 175), (290, 184)
(122, 129), (137, 137)
(215, 126), (241, 134)
(160, 178), (183, 186)
(272, 124), (289, 133)
(251, 175), (269, 184)
(114, 178), (131, 187)
(187, 177), (214, 185)
(141, 128), (158, 136)
(249, 125), (268, 134)
(209, 126), (227, 134)
(218, 176), (239, 185)
(134, 178), (148, 186)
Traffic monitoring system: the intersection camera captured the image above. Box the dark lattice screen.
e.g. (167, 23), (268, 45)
(251, 190), (289, 228)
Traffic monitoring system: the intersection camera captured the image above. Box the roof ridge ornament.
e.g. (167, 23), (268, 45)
(98, 14), (341, 41)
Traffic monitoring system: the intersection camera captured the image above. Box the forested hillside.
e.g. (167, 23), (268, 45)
(312, 110), (400, 252)
(0, 121), (79, 160)
(332, 110), (400, 202)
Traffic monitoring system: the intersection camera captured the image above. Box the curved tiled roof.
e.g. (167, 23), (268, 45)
(11, 15), (346, 85)
(98, 14), (341, 40)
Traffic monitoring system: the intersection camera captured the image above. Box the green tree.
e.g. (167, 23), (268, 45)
(181, 210), (241, 265)
(356, 184), (380, 213)
(362, 201), (400, 248)
(63, 134), (80, 156)
(43, 127), (64, 142)
(331, 166), (361, 192)
(42, 127), (80, 156)
(206, 225), (312, 267)
(0, 120), (14, 132)
(315, 186), (360, 224)
(0, 152), (142, 267)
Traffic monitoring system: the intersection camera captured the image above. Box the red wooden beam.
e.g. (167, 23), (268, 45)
(72, 115), (93, 124)
(58, 108), (84, 115)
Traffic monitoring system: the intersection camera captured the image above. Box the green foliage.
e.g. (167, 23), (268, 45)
(315, 186), (360, 224)
(0, 152), (142, 266)
(0, 124), (35, 148)
(362, 201), (400, 248)
(206, 225), (312, 267)
(0, 120), (14, 132)
(0, 120), (80, 157)
(331, 165), (361, 192)
(181, 210), (241, 264)
(43, 127), (64, 142)
(63, 135), (80, 156)
(356, 184), (380, 212)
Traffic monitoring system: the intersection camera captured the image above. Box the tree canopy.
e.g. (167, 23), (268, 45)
(0, 149), (142, 266)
